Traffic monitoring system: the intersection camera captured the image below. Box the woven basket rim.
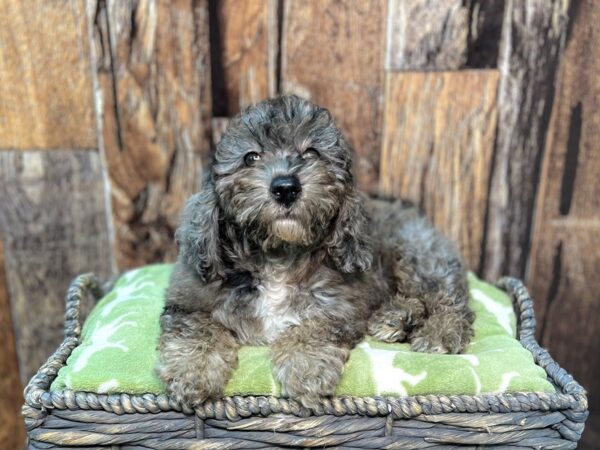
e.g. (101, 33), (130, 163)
(23, 273), (588, 424)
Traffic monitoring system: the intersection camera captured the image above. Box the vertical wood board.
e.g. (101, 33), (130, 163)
(527, 0), (600, 413)
(212, 117), (231, 149)
(379, 70), (499, 270)
(466, 0), (506, 68)
(91, 0), (212, 269)
(0, 0), (96, 149)
(0, 151), (114, 382)
(386, 0), (469, 70)
(0, 242), (26, 448)
(212, 0), (277, 115)
(281, 0), (387, 191)
(482, 0), (571, 279)
(386, 0), (506, 70)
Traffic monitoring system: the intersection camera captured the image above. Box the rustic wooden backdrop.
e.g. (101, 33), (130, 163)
(0, 0), (597, 448)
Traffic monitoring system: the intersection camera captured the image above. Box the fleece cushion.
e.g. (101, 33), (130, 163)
(52, 264), (555, 397)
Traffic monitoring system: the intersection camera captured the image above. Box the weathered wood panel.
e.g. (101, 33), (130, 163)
(386, 0), (505, 70)
(281, 0), (386, 191)
(212, 117), (231, 149)
(379, 71), (499, 270)
(466, 0), (506, 68)
(0, 0), (96, 149)
(527, 0), (600, 414)
(386, 0), (506, 71)
(0, 243), (25, 448)
(91, 0), (212, 269)
(0, 151), (114, 382)
(211, 0), (277, 116)
(482, 0), (571, 280)
(386, 0), (469, 70)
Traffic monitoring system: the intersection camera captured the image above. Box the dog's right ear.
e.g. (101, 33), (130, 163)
(175, 176), (223, 282)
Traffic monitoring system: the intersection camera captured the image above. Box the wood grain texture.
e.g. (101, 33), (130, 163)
(0, 0), (96, 149)
(212, 117), (231, 149)
(482, 0), (571, 280)
(386, 0), (469, 70)
(91, 0), (212, 269)
(0, 242), (26, 449)
(212, 0), (277, 115)
(281, 0), (386, 191)
(379, 71), (499, 270)
(0, 151), (114, 383)
(527, 0), (600, 414)
(466, 0), (505, 68)
(386, 0), (506, 70)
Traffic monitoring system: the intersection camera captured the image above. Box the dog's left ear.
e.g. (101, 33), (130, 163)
(327, 188), (373, 273)
(175, 175), (224, 282)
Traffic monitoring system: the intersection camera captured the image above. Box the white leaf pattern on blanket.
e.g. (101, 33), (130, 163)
(73, 313), (137, 372)
(459, 354), (479, 366)
(495, 371), (519, 393)
(101, 270), (153, 317)
(358, 342), (426, 396)
(459, 355), (482, 394)
(460, 350), (512, 395)
(471, 288), (515, 337)
(468, 367), (482, 394)
(98, 379), (120, 393)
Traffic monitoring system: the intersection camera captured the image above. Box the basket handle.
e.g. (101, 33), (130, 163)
(497, 277), (587, 397)
(23, 273), (104, 413)
(63, 273), (104, 340)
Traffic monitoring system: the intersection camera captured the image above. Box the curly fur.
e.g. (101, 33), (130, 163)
(157, 95), (474, 409)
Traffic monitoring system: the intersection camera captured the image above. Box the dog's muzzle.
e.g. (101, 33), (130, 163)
(270, 175), (301, 208)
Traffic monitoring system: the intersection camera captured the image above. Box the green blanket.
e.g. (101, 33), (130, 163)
(52, 264), (554, 397)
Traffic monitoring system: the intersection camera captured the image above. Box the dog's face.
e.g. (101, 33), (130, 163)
(213, 96), (354, 248)
(177, 95), (372, 281)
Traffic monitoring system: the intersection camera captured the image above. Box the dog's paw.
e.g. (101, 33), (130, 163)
(157, 349), (232, 408)
(163, 376), (223, 408)
(279, 368), (338, 409)
(368, 309), (411, 343)
(409, 309), (472, 354)
(273, 347), (346, 409)
(410, 329), (464, 354)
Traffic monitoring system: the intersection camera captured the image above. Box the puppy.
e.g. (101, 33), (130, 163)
(157, 95), (474, 408)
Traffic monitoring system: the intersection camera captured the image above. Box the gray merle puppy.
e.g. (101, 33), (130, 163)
(158, 95), (474, 409)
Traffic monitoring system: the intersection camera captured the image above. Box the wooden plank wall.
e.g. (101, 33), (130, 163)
(92, 0), (212, 269)
(0, 243), (25, 449)
(211, 0), (277, 116)
(379, 70), (499, 270)
(483, 0), (571, 281)
(526, 1), (600, 445)
(0, 151), (114, 380)
(0, 0), (597, 447)
(0, 1), (97, 149)
(0, 2), (115, 447)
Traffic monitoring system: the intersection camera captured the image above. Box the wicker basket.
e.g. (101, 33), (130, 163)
(23, 275), (588, 449)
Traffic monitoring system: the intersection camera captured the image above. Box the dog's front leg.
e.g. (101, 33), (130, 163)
(270, 320), (364, 409)
(157, 310), (239, 408)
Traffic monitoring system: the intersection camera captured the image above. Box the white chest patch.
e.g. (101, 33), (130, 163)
(254, 266), (301, 342)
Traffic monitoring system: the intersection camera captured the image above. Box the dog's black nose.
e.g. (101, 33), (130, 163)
(270, 175), (301, 207)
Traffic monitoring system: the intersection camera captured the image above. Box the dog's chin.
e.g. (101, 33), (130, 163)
(270, 218), (308, 244)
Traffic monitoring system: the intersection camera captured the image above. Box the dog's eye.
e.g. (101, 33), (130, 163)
(244, 152), (261, 166)
(303, 147), (320, 159)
